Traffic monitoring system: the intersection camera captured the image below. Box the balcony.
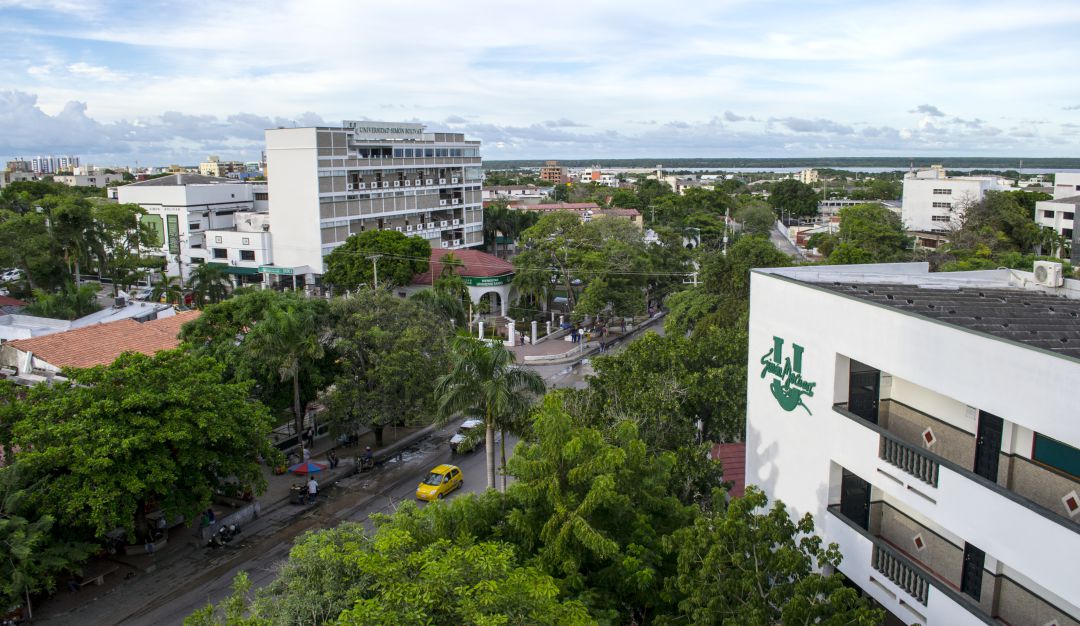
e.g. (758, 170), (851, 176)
(835, 401), (1080, 533)
(827, 502), (1079, 626)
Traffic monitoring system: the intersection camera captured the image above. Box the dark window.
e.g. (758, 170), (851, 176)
(190, 257), (205, 265)
(961, 543), (985, 601)
(1033, 433), (1080, 479)
(240, 250), (255, 261)
(1044, 210), (1055, 218)
(1065, 229), (1074, 239)
(212, 248), (228, 259)
(848, 361), (880, 424)
(1065, 212), (1075, 221)
(839, 469), (871, 530)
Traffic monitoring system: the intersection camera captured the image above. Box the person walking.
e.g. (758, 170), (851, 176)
(328, 448), (339, 469)
(306, 475), (319, 504)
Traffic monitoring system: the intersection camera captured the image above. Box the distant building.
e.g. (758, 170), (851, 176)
(539, 161), (569, 185)
(797, 168), (820, 185)
(5, 159), (31, 173)
(0, 170), (37, 189)
(199, 155), (247, 178)
(1034, 172), (1080, 263)
(508, 202), (643, 228)
(29, 155), (79, 174)
(746, 262), (1080, 626)
(481, 184), (551, 202)
(901, 165), (1012, 232)
(52, 173), (124, 188)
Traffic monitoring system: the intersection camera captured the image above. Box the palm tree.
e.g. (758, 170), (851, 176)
(435, 335), (545, 490)
(245, 302), (326, 436)
(151, 272), (183, 305)
(188, 264), (230, 308)
(409, 289), (466, 327)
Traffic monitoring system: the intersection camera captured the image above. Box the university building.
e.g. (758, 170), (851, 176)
(745, 262), (1079, 625)
(264, 121), (483, 287)
(901, 166), (1012, 233)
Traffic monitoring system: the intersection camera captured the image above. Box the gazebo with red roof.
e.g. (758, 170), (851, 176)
(411, 248), (515, 316)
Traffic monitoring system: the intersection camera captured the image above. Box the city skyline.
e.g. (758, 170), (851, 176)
(2, 0), (1079, 164)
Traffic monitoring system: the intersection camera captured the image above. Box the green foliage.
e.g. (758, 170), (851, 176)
(23, 282), (101, 320)
(663, 289), (722, 336)
(483, 202), (539, 256)
(323, 230), (431, 290)
(768, 179), (819, 218)
(325, 291), (450, 445)
(188, 263), (230, 307)
(733, 200), (776, 236)
(848, 178), (901, 201)
(663, 486), (883, 625)
(827, 203), (910, 264)
(4, 350), (278, 540)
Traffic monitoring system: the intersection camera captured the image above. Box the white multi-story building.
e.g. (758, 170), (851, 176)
(901, 166), (1012, 232)
(30, 155), (79, 174)
(745, 262), (1080, 626)
(52, 173), (124, 188)
(1034, 173), (1080, 264)
(117, 174), (268, 283)
(264, 121), (483, 286)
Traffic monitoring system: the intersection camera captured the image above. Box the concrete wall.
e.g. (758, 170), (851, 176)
(266, 128), (323, 271)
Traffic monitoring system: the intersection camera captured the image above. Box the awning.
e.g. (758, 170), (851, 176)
(207, 263), (261, 276)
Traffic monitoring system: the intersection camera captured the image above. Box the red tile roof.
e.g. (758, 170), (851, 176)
(412, 248), (514, 285)
(0, 295), (27, 308)
(710, 442), (746, 498)
(6, 310), (201, 370)
(509, 202), (601, 211)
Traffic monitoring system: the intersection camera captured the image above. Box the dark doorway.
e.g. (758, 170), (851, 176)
(840, 469), (872, 531)
(960, 542), (985, 601)
(974, 411), (1004, 482)
(848, 361), (881, 424)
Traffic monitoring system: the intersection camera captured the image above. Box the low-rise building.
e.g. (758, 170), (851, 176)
(1034, 173), (1080, 263)
(405, 247), (515, 316)
(508, 202), (643, 228)
(746, 261), (1080, 626)
(901, 166), (1013, 232)
(199, 155), (247, 178)
(52, 173), (124, 188)
(481, 185), (552, 202)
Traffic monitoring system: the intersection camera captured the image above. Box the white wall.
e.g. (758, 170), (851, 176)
(901, 177), (1002, 232)
(265, 128), (322, 271)
(1053, 173), (1080, 199)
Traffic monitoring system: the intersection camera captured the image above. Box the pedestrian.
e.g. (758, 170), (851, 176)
(303, 425), (313, 447)
(307, 475), (319, 504)
(328, 448), (338, 469)
(206, 507), (216, 526)
(302, 447), (311, 462)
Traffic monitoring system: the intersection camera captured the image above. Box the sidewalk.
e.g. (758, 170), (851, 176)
(30, 422), (440, 624)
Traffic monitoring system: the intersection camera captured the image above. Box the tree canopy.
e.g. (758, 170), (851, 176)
(768, 179), (819, 218)
(323, 230), (431, 291)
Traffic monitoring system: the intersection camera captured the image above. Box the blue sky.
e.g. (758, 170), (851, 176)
(1, 0), (1079, 165)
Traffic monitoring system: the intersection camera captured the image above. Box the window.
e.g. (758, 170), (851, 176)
(932, 188), (952, 195)
(240, 250), (255, 261)
(189, 223), (201, 230)
(932, 202), (952, 209)
(212, 248), (228, 259)
(242, 237), (250, 245)
(1044, 210), (1055, 218)
(190, 257), (204, 265)
(931, 215), (951, 222)
(1066, 212), (1075, 221)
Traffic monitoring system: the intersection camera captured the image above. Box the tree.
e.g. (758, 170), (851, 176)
(435, 336), (545, 490)
(152, 272), (184, 306)
(664, 486), (883, 625)
(23, 282), (101, 320)
(768, 179), (819, 219)
(188, 263), (230, 307)
(6, 350), (278, 540)
(180, 290), (331, 417)
(325, 291), (449, 447)
(828, 203), (910, 264)
(733, 200), (776, 237)
(323, 230), (431, 291)
(243, 298), (329, 437)
(90, 202), (164, 295)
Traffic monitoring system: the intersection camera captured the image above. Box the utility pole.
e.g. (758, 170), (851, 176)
(368, 254), (381, 290)
(722, 208), (730, 255)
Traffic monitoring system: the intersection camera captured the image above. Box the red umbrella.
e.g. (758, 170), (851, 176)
(288, 461), (327, 475)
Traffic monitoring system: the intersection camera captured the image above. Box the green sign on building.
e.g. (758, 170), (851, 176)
(166, 215), (181, 254)
(259, 265), (294, 275)
(759, 336), (816, 415)
(463, 273), (513, 287)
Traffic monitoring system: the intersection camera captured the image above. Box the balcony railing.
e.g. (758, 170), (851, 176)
(879, 436), (939, 487)
(872, 543), (930, 605)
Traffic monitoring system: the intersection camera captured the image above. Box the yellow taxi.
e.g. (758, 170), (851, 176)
(415, 464), (463, 501)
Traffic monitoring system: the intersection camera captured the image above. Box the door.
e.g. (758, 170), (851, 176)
(840, 469), (872, 531)
(848, 362), (881, 424)
(961, 542), (985, 601)
(974, 411), (1004, 482)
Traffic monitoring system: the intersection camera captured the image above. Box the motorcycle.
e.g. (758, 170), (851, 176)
(355, 455), (375, 474)
(207, 523), (241, 548)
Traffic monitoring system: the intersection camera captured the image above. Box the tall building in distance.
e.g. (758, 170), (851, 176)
(265, 121), (483, 284)
(198, 155), (247, 178)
(745, 262), (1080, 626)
(539, 160), (569, 184)
(28, 155), (80, 174)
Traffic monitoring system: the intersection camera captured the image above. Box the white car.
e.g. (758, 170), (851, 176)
(450, 419), (484, 454)
(1, 269), (22, 282)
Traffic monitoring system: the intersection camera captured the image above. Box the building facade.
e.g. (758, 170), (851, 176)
(539, 161), (569, 185)
(116, 174), (266, 282)
(901, 166), (1012, 232)
(199, 155), (248, 178)
(29, 155), (79, 174)
(745, 262), (1080, 626)
(52, 173), (124, 188)
(264, 121), (483, 284)
(1034, 173), (1080, 264)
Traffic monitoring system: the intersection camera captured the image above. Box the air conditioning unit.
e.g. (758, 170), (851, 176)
(451, 177), (459, 183)
(426, 179), (433, 185)
(439, 178), (447, 184)
(393, 180), (400, 187)
(382, 182), (390, 188)
(452, 219), (460, 226)
(452, 198), (460, 205)
(406, 225), (413, 232)
(404, 180), (411, 186)
(452, 239), (461, 246)
(440, 220), (448, 227)
(439, 199), (447, 206)
(1034, 261), (1064, 287)
(357, 182), (366, 189)
(346, 183), (355, 190)
(395, 226), (403, 232)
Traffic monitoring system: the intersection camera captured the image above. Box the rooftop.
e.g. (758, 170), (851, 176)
(1042, 195), (1080, 206)
(760, 263), (1080, 360)
(6, 310), (201, 370)
(124, 173), (235, 187)
(411, 248), (514, 285)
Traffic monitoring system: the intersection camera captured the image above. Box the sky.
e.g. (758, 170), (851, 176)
(1, 0), (1079, 165)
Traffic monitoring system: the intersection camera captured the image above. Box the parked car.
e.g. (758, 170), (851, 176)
(415, 464), (463, 501)
(131, 288), (154, 301)
(1, 268), (23, 282)
(449, 419), (484, 454)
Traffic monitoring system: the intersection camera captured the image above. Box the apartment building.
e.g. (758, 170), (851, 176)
(901, 166), (1012, 232)
(117, 174), (266, 282)
(797, 168), (820, 185)
(539, 161), (569, 184)
(746, 262), (1080, 626)
(53, 173), (124, 188)
(29, 155), (79, 174)
(199, 155), (247, 178)
(264, 121), (483, 284)
(1034, 173), (1080, 264)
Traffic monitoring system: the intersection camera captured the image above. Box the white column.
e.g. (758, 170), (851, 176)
(478, 321), (485, 339)
(531, 320), (538, 345)
(559, 315), (565, 327)
(546, 320), (551, 337)
(506, 320), (516, 347)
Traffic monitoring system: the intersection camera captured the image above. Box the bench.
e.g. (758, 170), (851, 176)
(75, 564), (118, 589)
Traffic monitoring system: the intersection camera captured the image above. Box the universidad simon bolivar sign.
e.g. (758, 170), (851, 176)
(463, 274), (513, 287)
(759, 336), (816, 415)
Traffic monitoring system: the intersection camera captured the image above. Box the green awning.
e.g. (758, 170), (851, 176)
(208, 262), (261, 276)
